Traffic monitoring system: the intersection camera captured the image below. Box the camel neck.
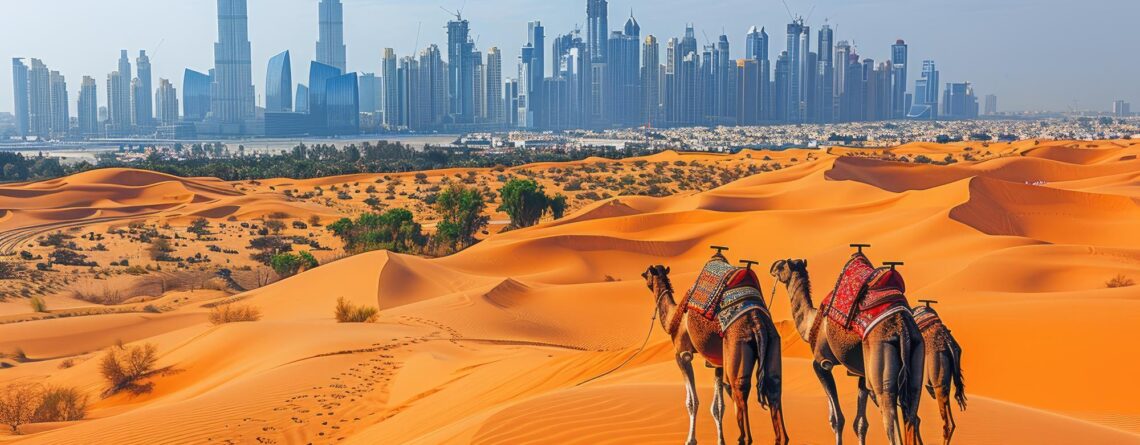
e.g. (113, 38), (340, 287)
(787, 271), (818, 343)
(655, 285), (677, 333)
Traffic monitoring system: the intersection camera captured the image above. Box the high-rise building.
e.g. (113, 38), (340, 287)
(106, 50), (132, 135)
(736, 58), (759, 125)
(587, 0), (608, 63)
(642, 35), (660, 124)
(774, 51), (790, 123)
(785, 18), (810, 122)
(504, 78), (519, 127)
(130, 78), (148, 132)
(212, 0), (256, 126)
(472, 52), (485, 122)
(78, 76), (99, 136)
(266, 50), (293, 113)
(984, 94), (998, 115)
(712, 34), (733, 123)
(295, 84), (310, 113)
(134, 50), (153, 127)
(1113, 100), (1131, 117)
(396, 56), (416, 128)
(325, 73), (359, 134)
(155, 78), (179, 125)
(358, 72), (380, 113)
(519, 21), (545, 128)
(417, 45), (447, 128)
(182, 69), (212, 121)
(745, 27), (771, 121)
(308, 61), (343, 131)
(815, 25), (834, 123)
(49, 69), (69, 137)
(381, 48), (398, 127)
(11, 58), (30, 138)
(907, 60), (939, 119)
(447, 14), (475, 123)
(942, 82), (978, 119)
(485, 47), (503, 125)
(603, 14), (641, 126)
(891, 40), (908, 118)
(27, 59), (52, 139)
(316, 0), (347, 72)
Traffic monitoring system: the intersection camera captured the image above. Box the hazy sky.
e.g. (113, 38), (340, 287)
(2, 0), (1138, 116)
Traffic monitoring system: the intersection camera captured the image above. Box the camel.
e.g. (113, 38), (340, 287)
(770, 259), (925, 445)
(642, 265), (789, 445)
(913, 303), (967, 445)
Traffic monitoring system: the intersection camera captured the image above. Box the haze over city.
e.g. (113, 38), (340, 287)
(2, 0), (1138, 116)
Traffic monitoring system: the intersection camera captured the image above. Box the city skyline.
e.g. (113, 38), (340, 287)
(2, 0), (1137, 125)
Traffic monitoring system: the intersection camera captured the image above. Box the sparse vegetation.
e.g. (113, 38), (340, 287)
(29, 296), (47, 313)
(334, 297), (378, 323)
(498, 178), (559, 229)
(208, 303), (263, 325)
(433, 185), (489, 250)
(0, 383), (89, 434)
(1107, 274), (1136, 289)
(0, 383), (41, 434)
(99, 343), (159, 395)
(328, 209), (426, 254)
(269, 251), (319, 277)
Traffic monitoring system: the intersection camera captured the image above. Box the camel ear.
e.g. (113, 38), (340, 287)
(664, 266), (670, 274)
(641, 270), (649, 279)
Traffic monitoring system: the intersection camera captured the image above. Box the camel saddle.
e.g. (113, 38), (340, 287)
(677, 255), (769, 334)
(912, 305), (946, 333)
(809, 252), (911, 345)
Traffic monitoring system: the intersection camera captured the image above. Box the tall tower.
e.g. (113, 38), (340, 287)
(447, 13), (474, 123)
(11, 58), (30, 138)
(155, 78), (180, 125)
(107, 50), (132, 134)
(381, 48), (398, 127)
(49, 70), (69, 137)
(212, 0), (256, 125)
(266, 50), (293, 113)
(745, 27), (771, 121)
(785, 18), (807, 122)
(316, 0), (347, 72)
(587, 0), (608, 63)
(485, 47), (503, 125)
(78, 76), (98, 136)
(891, 40), (908, 118)
(815, 25), (834, 123)
(134, 50), (153, 126)
(642, 35), (659, 124)
(26, 59), (51, 139)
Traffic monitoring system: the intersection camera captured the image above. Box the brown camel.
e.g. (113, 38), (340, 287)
(770, 259), (925, 445)
(642, 265), (789, 445)
(913, 304), (967, 445)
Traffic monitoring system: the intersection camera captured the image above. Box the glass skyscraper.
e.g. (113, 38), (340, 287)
(182, 69), (212, 122)
(78, 76), (98, 136)
(891, 40), (908, 118)
(11, 58), (29, 137)
(266, 50), (293, 113)
(212, 0), (256, 125)
(308, 61), (343, 132)
(324, 73), (359, 134)
(316, 0), (347, 73)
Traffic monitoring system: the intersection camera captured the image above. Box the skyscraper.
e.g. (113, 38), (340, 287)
(891, 40), (908, 118)
(447, 13), (475, 124)
(308, 61), (343, 132)
(11, 59), (30, 138)
(984, 94), (998, 115)
(266, 50), (293, 113)
(316, 0), (347, 72)
(472, 51), (485, 122)
(78, 76), (98, 136)
(325, 73), (359, 134)
(155, 78), (179, 125)
(587, 0), (608, 63)
(745, 27), (770, 121)
(381, 48), (398, 127)
(642, 35), (660, 124)
(26, 59), (51, 139)
(485, 47), (503, 125)
(295, 84), (309, 113)
(131, 77), (149, 132)
(212, 0), (256, 126)
(519, 21), (545, 128)
(107, 50), (132, 135)
(134, 50), (153, 127)
(815, 25), (834, 123)
(942, 82), (978, 119)
(182, 69), (212, 122)
(358, 72), (380, 113)
(785, 18), (809, 122)
(907, 60), (939, 119)
(603, 14), (641, 126)
(49, 69), (69, 137)
(712, 34), (732, 123)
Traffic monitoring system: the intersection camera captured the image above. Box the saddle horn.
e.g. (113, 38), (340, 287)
(918, 299), (938, 307)
(710, 245), (730, 259)
(883, 261), (905, 271)
(850, 243), (871, 255)
(740, 260), (759, 270)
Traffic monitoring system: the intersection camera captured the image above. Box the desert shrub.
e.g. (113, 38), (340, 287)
(58, 358), (75, 369)
(1107, 274), (1135, 288)
(328, 209), (426, 254)
(264, 219), (286, 234)
(208, 303), (262, 325)
(143, 304), (162, 314)
(549, 194), (568, 220)
(334, 297), (378, 323)
(29, 296), (47, 313)
(32, 387), (87, 423)
(49, 249), (97, 267)
(270, 251), (319, 277)
(0, 261), (24, 279)
(0, 383), (41, 434)
(433, 185), (489, 249)
(99, 343), (159, 395)
(498, 178), (554, 229)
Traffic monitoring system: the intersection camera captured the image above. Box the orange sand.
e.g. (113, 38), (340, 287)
(1, 139), (1139, 444)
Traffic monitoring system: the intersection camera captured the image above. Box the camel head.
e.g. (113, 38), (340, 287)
(641, 265), (672, 295)
(770, 259), (808, 284)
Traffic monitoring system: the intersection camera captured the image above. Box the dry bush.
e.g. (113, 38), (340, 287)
(335, 297), (378, 323)
(1107, 274), (1136, 289)
(29, 296), (47, 313)
(58, 358), (75, 369)
(32, 387), (87, 423)
(0, 383), (41, 434)
(99, 343), (159, 395)
(208, 303), (262, 325)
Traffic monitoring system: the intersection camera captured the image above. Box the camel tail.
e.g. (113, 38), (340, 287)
(898, 323), (921, 417)
(949, 336), (967, 411)
(753, 325), (771, 411)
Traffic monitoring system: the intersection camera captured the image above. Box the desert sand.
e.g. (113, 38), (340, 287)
(1, 139), (1139, 444)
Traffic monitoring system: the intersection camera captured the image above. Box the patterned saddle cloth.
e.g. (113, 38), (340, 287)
(684, 256), (769, 333)
(912, 305), (945, 333)
(811, 252), (911, 344)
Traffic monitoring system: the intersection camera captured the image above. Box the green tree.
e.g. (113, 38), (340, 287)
(498, 178), (551, 229)
(328, 209), (426, 254)
(434, 185), (489, 248)
(549, 194), (568, 220)
(270, 251), (319, 277)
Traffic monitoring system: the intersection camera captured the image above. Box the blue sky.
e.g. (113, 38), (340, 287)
(2, 0), (1137, 115)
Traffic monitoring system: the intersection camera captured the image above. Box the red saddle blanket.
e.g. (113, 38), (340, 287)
(684, 256), (765, 322)
(812, 253), (911, 342)
(912, 305), (944, 333)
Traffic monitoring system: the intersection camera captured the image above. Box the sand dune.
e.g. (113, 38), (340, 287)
(2, 140), (1139, 444)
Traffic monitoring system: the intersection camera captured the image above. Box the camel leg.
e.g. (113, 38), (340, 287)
(678, 352), (700, 445)
(713, 367), (728, 445)
(903, 337), (926, 445)
(726, 339), (757, 445)
(937, 388), (955, 445)
(868, 341), (903, 445)
(763, 336), (789, 445)
(813, 361), (846, 445)
(853, 377), (871, 445)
